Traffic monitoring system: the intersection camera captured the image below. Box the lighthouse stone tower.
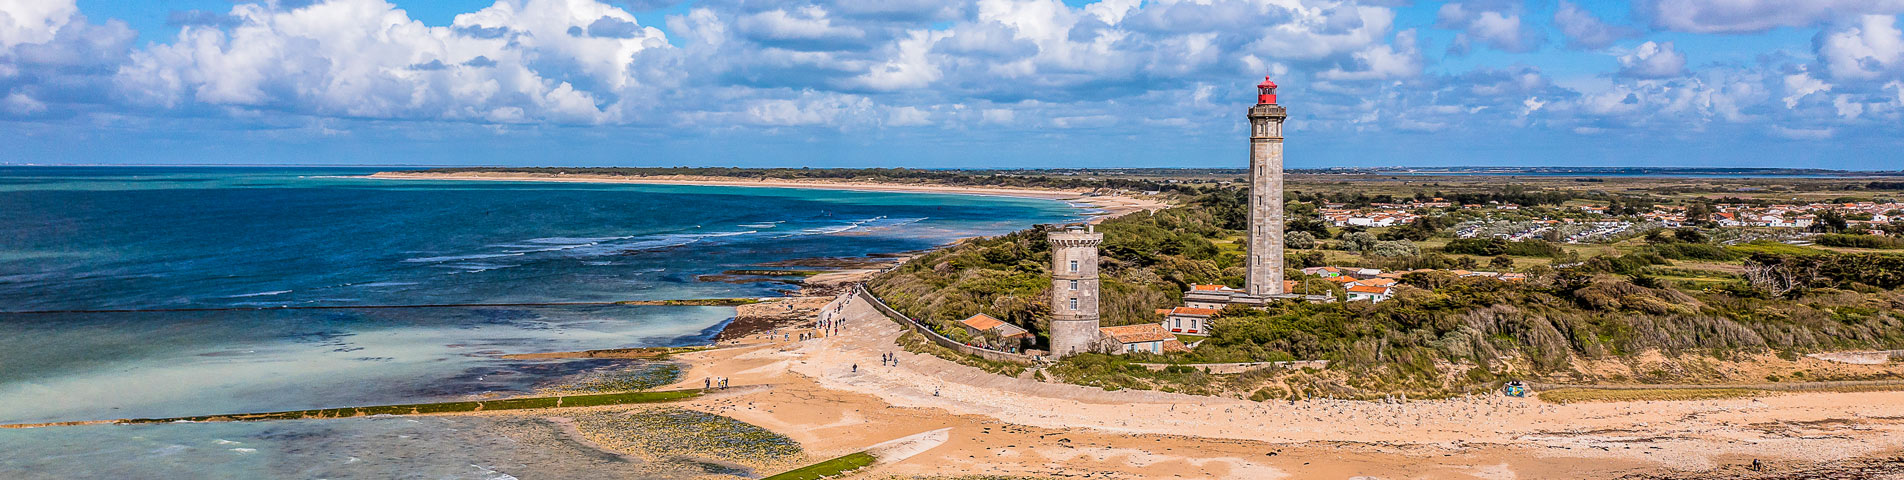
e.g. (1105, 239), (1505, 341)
(1246, 77), (1287, 297)
(1047, 225), (1103, 357)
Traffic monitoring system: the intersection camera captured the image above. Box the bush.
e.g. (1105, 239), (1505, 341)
(1443, 237), (1563, 257)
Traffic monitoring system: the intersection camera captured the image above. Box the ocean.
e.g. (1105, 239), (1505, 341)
(0, 166), (1076, 476)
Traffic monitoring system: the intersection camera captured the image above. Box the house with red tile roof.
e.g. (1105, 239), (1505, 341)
(958, 313), (1031, 351)
(1346, 285), (1394, 303)
(1160, 306), (1221, 336)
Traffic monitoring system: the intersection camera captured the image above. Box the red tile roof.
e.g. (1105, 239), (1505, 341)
(959, 314), (1005, 331)
(1347, 285), (1392, 294)
(1169, 307), (1221, 317)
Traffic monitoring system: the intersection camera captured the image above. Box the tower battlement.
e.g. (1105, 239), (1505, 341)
(1047, 225), (1103, 358)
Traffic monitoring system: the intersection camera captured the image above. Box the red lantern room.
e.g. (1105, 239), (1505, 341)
(1257, 76), (1278, 105)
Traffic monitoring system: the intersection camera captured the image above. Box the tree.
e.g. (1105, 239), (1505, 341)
(1340, 231), (1378, 252)
(1810, 210), (1849, 233)
(1368, 240), (1421, 258)
(1686, 202), (1713, 223)
(1673, 228), (1707, 244)
(1490, 256), (1515, 270)
(1286, 230), (1317, 249)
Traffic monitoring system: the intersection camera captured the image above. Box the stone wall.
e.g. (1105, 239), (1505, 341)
(1131, 360), (1329, 375)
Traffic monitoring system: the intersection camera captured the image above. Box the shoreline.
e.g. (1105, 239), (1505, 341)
(365, 171), (1169, 224)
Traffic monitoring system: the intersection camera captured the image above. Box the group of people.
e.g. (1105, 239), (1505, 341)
(880, 351), (899, 367)
(703, 376), (729, 391)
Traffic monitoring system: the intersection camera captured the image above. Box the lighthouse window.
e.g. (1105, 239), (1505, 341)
(1069, 260), (1078, 272)
(1069, 298), (1079, 309)
(1069, 280), (1078, 290)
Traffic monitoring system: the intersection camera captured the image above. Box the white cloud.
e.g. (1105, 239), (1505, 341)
(1554, 1), (1638, 50)
(886, 105), (930, 125)
(1783, 71), (1831, 108)
(1437, 3), (1540, 54)
(0, 0), (76, 52)
(1617, 41), (1688, 78)
(115, 0), (670, 124)
(1641, 0), (1904, 34)
(1817, 15), (1904, 81)
(2, 91), (44, 114)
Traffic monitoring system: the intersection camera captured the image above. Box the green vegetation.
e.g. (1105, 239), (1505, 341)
(764, 451), (878, 480)
(115, 389), (702, 424)
(897, 330), (1028, 377)
(1728, 240), (1830, 256)
(1539, 387), (1764, 404)
(569, 408), (801, 465)
(852, 172), (1904, 397)
(1443, 238), (1565, 257)
(1745, 251), (1904, 293)
(1814, 234), (1904, 249)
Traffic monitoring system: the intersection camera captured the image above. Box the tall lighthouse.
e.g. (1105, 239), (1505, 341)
(1245, 77), (1286, 297)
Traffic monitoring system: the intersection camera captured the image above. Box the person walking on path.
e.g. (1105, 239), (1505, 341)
(704, 377), (711, 390)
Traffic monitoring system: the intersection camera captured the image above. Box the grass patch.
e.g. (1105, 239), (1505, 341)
(896, 330), (1027, 377)
(764, 451), (877, 480)
(1728, 241), (1829, 256)
(116, 389), (702, 424)
(1538, 387), (1764, 404)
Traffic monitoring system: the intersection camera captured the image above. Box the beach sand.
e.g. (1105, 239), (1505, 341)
(635, 295), (1904, 479)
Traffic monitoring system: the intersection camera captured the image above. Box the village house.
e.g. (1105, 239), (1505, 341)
(1160, 307), (1220, 336)
(1098, 323), (1187, 354)
(1346, 285), (1395, 303)
(957, 314), (1032, 352)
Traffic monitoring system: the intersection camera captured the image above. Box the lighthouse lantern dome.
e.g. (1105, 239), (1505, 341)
(1256, 77), (1278, 104)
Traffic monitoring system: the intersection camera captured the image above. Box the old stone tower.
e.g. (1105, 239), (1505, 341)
(1246, 77), (1287, 297)
(1047, 225), (1103, 357)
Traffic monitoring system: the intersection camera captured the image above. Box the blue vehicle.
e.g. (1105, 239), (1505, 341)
(1503, 380), (1530, 397)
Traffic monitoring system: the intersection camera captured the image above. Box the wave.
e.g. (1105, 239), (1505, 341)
(738, 221), (784, 229)
(350, 281), (418, 288)
(442, 263), (518, 274)
(226, 290), (291, 298)
(402, 252), (525, 263)
(522, 236), (635, 244)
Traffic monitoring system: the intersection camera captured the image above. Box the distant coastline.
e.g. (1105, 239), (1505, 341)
(367, 170), (1170, 224)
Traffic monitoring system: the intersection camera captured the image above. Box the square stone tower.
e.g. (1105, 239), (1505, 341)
(1047, 225), (1104, 357)
(1246, 77), (1287, 297)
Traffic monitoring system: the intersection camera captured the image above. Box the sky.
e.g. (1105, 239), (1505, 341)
(1, 0), (1902, 169)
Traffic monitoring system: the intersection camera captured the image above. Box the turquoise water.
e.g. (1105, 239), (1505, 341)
(0, 167), (1078, 425)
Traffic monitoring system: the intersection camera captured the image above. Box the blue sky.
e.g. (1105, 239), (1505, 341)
(3, 0), (1902, 169)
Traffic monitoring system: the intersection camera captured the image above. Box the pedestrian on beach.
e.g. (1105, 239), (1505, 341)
(852, 364), (858, 373)
(704, 377), (711, 390)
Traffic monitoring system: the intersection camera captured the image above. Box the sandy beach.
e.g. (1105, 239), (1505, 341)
(623, 290), (1904, 479)
(367, 171), (1169, 224)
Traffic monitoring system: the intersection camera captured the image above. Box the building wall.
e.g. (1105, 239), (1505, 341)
(1247, 104), (1287, 297)
(1048, 228), (1104, 357)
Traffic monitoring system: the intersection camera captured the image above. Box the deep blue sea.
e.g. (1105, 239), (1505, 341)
(0, 167), (1076, 428)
